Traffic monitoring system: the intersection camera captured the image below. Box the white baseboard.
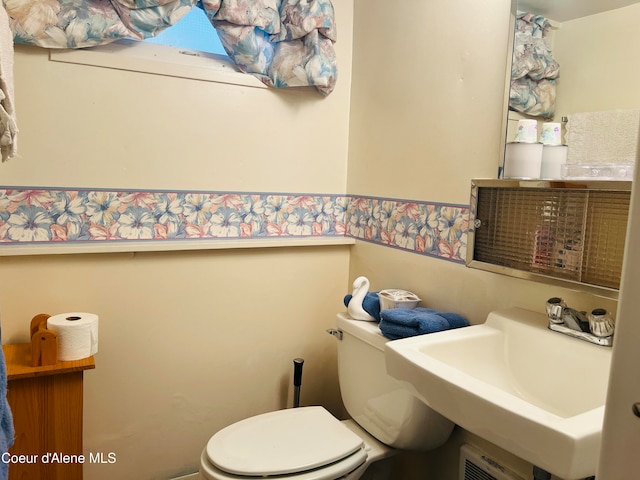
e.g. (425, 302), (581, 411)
(170, 474), (198, 480)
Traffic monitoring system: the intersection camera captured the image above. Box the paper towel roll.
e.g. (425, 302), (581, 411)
(47, 312), (99, 361)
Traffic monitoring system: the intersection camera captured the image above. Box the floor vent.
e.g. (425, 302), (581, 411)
(459, 444), (524, 480)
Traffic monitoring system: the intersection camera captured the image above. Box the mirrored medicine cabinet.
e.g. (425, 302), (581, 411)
(467, 179), (631, 299)
(467, 0), (638, 298)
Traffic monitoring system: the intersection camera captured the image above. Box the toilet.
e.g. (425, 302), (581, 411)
(198, 313), (454, 480)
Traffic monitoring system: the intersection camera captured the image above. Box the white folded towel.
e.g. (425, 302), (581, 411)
(566, 110), (640, 165)
(0, 4), (17, 162)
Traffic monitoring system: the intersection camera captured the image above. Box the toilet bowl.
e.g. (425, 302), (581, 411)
(199, 313), (454, 480)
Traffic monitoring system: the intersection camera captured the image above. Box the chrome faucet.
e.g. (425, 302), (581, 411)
(545, 297), (614, 347)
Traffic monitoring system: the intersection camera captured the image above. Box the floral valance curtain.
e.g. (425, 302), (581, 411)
(509, 12), (559, 118)
(5, 0), (337, 95)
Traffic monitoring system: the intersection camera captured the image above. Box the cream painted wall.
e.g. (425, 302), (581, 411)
(2, 7), (353, 192)
(347, 1), (618, 479)
(0, 0), (628, 479)
(0, 247), (351, 479)
(0, 1), (355, 479)
(347, 0), (512, 204)
(554, 3), (640, 119)
(348, 242), (616, 329)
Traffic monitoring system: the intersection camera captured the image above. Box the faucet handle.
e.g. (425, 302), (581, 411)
(588, 309), (615, 338)
(546, 297), (565, 323)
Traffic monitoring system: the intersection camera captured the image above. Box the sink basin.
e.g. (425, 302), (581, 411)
(385, 307), (612, 479)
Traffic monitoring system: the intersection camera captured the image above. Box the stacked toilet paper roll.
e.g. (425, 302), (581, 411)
(540, 145), (568, 179)
(503, 142), (543, 179)
(47, 312), (99, 361)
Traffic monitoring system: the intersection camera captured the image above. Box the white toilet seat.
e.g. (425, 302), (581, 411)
(200, 447), (367, 480)
(200, 406), (368, 480)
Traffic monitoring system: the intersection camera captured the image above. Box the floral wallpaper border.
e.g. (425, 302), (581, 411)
(345, 195), (468, 264)
(0, 187), (468, 263)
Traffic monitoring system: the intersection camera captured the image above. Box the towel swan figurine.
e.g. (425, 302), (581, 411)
(347, 276), (377, 321)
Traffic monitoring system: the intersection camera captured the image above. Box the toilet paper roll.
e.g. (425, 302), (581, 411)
(503, 142), (543, 179)
(47, 312), (99, 361)
(540, 145), (568, 179)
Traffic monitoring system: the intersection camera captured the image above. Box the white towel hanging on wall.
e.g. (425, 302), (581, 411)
(566, 110), (640, 165)
(0, 3), (16, 163)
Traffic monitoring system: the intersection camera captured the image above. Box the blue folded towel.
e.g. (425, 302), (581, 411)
(415, 308), (469, 329)
(343, 292), (381, 321)
(379, 307), (469, 340)
(0, 325), (14, 480)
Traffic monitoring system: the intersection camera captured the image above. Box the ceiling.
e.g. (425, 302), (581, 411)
(517, 0), (639, 21)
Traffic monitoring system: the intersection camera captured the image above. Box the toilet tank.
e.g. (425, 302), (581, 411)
(335, 313), (454, 451)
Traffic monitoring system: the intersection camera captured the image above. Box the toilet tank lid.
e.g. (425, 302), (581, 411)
(337, 313), (387, 351)
(206, 406), (364, 476)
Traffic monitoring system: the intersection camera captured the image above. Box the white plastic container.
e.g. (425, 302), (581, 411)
(561, 163), (634, 180)
(378, 289), (421, 310)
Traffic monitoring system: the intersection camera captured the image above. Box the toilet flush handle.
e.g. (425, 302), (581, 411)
(326, 328), (343, 340)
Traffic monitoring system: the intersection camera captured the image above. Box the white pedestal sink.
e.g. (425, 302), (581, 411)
(385, 307), (612, 479)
